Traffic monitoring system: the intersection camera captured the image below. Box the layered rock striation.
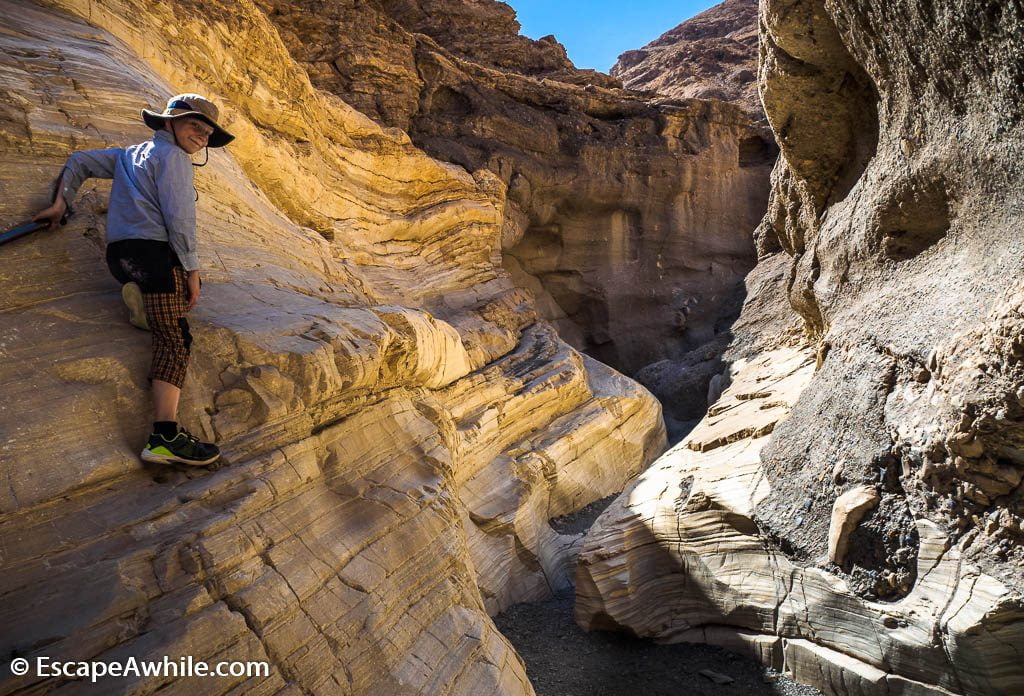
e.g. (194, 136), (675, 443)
(577, 0), (1024, 693)
(262, 0), (775, 379)
(0, 0), (666, 693)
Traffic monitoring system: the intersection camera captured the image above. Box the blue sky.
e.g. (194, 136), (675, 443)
(505, 0), (719, 73)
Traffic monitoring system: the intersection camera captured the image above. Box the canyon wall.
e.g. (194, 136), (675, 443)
(0, 0), (667, 693)
(262, 0), (774, 378)
(577, 0), (1024, 693)
(602, 0), (784, 433)
(611, 0), (764, 125)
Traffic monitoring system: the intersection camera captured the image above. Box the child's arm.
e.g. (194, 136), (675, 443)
(33, 149), (120, 226)
(155, 150), (198, 272)
(32, 178), (67, 226)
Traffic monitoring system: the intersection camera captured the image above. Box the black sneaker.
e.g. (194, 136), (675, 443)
(141, 427), (220, 466)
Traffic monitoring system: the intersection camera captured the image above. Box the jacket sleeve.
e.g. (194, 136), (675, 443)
(154, 148), (199, 271)
(59, 148), (120, 204)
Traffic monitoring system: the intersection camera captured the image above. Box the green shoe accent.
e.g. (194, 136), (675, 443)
(141, 429), (220, 466)
(122, 282), (149, 331)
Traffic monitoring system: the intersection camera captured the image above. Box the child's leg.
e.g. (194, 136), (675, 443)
(143, 265), (191, 391)
(152, 379), (181, 421)
(107, 241), (219, 464)
(139, 264), (220, 465)
(106, 241), (153, 330)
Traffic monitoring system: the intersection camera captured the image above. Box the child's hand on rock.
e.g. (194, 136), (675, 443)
(186, 270), (200, 311)
(32, 197), (67, 227)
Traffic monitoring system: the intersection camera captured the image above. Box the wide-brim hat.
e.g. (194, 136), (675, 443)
(142, 93), (234, 148)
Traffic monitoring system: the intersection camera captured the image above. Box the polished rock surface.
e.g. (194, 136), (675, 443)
(0, 1), (666, 693)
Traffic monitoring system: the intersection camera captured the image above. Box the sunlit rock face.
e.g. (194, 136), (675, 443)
(0, 0), (666, 693)
(577, 0), (1024, 693)
(611, 0), (764, 125)
(262, 0), (774, 378)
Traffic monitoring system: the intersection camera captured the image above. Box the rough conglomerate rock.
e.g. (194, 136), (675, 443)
(262, 0), (775, 377)
(577, 0), (1024, 694)
(0, 0), (666, 693)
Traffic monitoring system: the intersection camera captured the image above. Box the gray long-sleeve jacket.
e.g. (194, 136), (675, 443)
(59, 130), (200, 271)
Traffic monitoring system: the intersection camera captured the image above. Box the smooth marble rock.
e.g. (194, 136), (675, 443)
(0, 1), (666, 693)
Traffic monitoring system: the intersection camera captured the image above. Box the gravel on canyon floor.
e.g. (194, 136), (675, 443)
(495, 590), (822, 696)
(513, 475), (821, 695)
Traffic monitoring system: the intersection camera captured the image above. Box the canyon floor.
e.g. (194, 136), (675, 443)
(495, 496), (822, 696)
(497, 591), (822, 696)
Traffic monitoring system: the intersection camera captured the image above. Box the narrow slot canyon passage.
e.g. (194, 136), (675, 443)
(492, 496), (823, 696)
(495, 591), (822, 696)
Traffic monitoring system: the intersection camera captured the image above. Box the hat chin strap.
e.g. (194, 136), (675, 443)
(168, 119), (184, 151)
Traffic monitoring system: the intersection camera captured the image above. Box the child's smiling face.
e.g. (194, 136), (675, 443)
(168, 117), (215, 155)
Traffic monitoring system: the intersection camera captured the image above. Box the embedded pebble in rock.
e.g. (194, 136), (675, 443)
(827, 486), (880, 565)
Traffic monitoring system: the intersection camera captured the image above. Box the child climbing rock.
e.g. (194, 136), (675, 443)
(33, 94), (234, 466)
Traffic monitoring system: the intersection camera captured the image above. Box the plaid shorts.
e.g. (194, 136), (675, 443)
(107, 240), (192, 388)
(144, 266), (192, 388)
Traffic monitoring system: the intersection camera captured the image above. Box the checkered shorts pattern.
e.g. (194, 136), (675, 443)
(143, 266), (192, 388)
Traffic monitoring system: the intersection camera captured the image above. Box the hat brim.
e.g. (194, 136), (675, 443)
(141, 109), (235, 148)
